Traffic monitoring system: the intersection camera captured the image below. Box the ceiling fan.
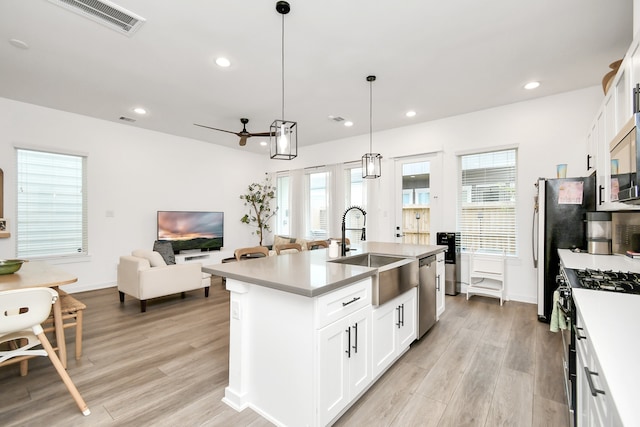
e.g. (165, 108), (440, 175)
(194, 118), (273, 146)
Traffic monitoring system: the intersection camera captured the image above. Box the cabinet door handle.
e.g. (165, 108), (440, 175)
(345, 327), (351, 358)
(400, 304), (405, 327)
(575, 326), (587, 340)
(598, 185), (604, 206)
(353, 323), (358, 354)
(436, 274), (440, 291)
(396, 306), (402, 328)
(584, 367), (605, 397)
(587, 154), (592, 170)
(342, 296), (361, 307)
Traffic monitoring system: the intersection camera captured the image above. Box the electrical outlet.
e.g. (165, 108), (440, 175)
(232, 301), (240, 320)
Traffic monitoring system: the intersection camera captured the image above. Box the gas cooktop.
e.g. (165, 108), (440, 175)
(574, 268), (640, 294)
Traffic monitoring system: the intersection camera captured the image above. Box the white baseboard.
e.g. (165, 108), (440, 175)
(59, 281), (116, 294)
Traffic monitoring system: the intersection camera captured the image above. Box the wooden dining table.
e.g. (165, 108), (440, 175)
(0, 261), (77, 368)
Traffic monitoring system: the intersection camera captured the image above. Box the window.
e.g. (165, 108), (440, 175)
(344, 165), (365, 243)
(307, 171), (329, 239)
(458, 149), (516, 255)
(16, 148), (88, 258)
(275, 174), (290, 236)
(344, 166), (364, 208)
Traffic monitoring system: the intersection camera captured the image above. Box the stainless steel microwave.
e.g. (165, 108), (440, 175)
(613, 113), (640, 204)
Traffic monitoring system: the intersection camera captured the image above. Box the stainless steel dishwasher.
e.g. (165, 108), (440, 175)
(418, 254), (437, 339)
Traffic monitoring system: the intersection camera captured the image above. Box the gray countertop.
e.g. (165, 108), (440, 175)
(202, 242), (446, 297)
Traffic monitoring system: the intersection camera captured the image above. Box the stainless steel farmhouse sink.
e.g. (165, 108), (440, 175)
(329, 253), (418, 305)
(329, 253), (405, 268)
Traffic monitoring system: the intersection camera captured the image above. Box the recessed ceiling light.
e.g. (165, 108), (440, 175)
(260, 140), (268, 146)
(215, 57), (231, 67)
(344, 121), (354, 127)
(8, 38), (29, 49)
(133, 107), (147, 115)
(406, 110), (416, 118)
(524, 81), (540, 90)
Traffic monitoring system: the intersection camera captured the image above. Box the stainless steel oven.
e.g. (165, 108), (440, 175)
(557, 268), (576, 427)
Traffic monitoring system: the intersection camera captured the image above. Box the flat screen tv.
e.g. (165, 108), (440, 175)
(157, 211), (224, 253)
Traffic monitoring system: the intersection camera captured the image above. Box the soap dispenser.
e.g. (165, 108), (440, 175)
(329, 240), (339, 258)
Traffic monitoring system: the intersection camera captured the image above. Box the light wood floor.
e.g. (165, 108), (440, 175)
(0, 278), (569, 426)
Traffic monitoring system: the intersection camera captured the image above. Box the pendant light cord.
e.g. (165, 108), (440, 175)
(369, 78), (373, 153)
(281, 12), (285, 121)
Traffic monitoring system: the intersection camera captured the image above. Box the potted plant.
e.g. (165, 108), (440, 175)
(240, 175), (278, 246)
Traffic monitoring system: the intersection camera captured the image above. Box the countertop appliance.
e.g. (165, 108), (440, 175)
(585, 212), (612, 255)
(533, 176), (596, 322)
(436, 232), (460, 295)
(417, 254), (437, 339)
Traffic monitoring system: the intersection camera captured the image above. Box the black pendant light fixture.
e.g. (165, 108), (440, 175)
(362, 75), (381, 178)
(270, 1), (297, 160)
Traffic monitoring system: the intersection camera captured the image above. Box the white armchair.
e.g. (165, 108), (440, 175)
(117, 249), (209, 312)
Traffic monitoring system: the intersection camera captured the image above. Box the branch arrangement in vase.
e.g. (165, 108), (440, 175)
(240, 174), (278, 246)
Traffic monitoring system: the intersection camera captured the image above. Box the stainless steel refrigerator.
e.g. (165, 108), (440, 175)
(533, 176), (596, 322)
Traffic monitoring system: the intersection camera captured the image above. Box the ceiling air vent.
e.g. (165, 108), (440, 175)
(48, 0), (146, 36)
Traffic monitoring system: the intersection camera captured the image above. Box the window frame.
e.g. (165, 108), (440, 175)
(305, 168), (330, 240)
(457, 147), (517, 256)
(15, 147), (88, 260)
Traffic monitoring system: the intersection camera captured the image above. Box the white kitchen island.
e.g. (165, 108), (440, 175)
(204, 242), (445, 427)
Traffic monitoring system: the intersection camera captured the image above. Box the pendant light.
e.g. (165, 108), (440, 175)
(362, 75), (381, 178)
(270, 1), (297, 160)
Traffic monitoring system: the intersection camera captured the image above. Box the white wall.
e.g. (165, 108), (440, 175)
(1, 86), (602, 302)
(0, 97), (267, 292)
(270, 86), (603, 303)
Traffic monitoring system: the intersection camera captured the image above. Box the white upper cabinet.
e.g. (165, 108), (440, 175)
(591, 31), (640, 210)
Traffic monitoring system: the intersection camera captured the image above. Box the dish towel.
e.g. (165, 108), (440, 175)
(549, 289), (567, 332)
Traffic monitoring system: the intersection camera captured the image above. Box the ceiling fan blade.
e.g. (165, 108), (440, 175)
(239, 135), (249, 146)
(194, 123), (240, 136)
(249, 132), (275, 137)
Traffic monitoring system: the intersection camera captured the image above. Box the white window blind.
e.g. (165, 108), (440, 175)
(306, 171), (329, 239)
(458, 149), (517, 255)
(16, 148), (88, 258)
(275, 175), (290, 236)
(343, 166), (365, 243)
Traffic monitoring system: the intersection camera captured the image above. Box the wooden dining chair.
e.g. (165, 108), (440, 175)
(306, 240), (329, 250)
(275, 242), (303, 255)
(234, 246), (270, 261)
(43, 289), (86, 361)
(330, 237), (350, 245)
(0, 288), (90, 416)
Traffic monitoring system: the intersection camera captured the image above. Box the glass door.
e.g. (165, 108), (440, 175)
(395, 155), (440, 245)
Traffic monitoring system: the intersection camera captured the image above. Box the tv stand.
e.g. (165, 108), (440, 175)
(175, 250), (233, 265)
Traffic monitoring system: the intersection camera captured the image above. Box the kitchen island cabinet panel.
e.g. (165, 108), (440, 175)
(317, 305), (371, 426)
(371, 287), (417, 379)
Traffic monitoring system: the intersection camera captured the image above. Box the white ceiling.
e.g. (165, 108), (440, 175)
(0, 0), (633, 153)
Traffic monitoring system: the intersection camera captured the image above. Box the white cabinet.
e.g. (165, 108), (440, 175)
(317, 305), (371, 426)
(175, 250), (233, 285)
(575, 308), (622, 427)
(436, 252), (445, 318)
(371, 287), (417, 378)
(175, 249), (233, 265)
(589, 31), (640, 211)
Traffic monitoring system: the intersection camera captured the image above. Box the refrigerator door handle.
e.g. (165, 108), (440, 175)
(598, 185), (604, 205)
(532, 198), (539, 269)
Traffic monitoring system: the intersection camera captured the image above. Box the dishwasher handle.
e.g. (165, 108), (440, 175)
(419, 255), (436, 267)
